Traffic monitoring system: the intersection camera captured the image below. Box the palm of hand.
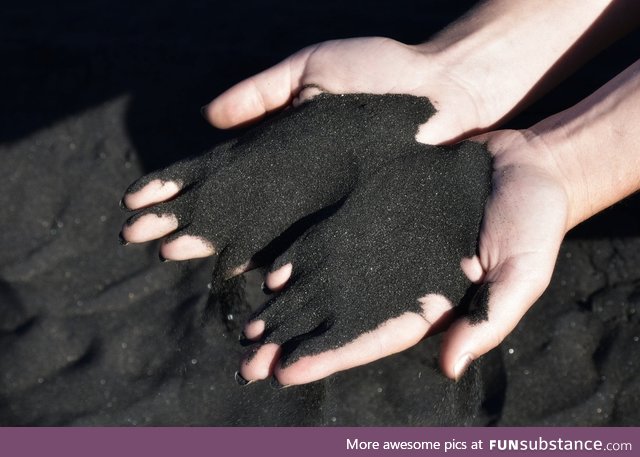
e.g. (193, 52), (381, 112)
(441, 131), (569, 369)
(244, 130), (570, 384)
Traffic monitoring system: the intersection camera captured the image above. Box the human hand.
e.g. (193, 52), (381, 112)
(203, 36), (491, 145)
(239, 138), (492, 386)
(121, 9), (640, 382)
(440, 58), (640, 380)
(239, 129), (570, 385)
(438, 129), (570, 379)
(204, 0), (636, 146)
(120, 92), (574, 386)
(245, 57), (640, 385)
(120, 58), (640, 385)
(120, 92), (498, 386)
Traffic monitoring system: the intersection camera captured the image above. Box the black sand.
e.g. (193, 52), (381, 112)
(2, 0), (640, 426)
(124, 94), (439, 275)
(124, 94), (492, 363)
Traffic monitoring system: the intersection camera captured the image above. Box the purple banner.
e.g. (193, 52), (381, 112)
(1, 427), (637, 457)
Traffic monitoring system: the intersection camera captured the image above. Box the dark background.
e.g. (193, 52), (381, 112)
(1, 0), (639, 425)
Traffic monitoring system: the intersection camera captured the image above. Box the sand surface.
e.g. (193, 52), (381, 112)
(1, 0), (640, 425)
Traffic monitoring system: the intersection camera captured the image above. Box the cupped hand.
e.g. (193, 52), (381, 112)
(239, 139), (492, 385)
(121, 89), (570, 385)
(439, 129), (570, 379)
(241, 129), (570, 385)
(203, 37), (490, 145)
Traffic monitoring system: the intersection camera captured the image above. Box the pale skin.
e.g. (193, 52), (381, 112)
(121, 0), (640, 385)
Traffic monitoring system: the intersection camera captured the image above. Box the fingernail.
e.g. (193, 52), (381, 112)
(200, 105), (208, 119)
(119, 198), (128, 211)
(159, 252), (169, 263)
(260, 281), (273, 294)
(234, 371), (253, 386)
(270, 377), (291, 390)
(118, 231), (129, 246)
(454, 353), (475, 381)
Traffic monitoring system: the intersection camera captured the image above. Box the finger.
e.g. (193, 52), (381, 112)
(460, 255), (485, 283)
(123, 199), (185, 243)
(242, 301), (332, 382)
(243, 320), (265, 341)
(440, 258), (553, 380)
(263, 224), (317, 291)
(274, 311), (433, 386)
(246, 278), (317, 342)
(121, 212), (178, 244)
(245, 265), (292, 340)
(123, 179), (182, 210)
(265, 263), (293, 292)
(122, 143), (233, 211)
(205, 47), (314, 129)
(160, 232), (216, 261)
(238, 343), (281, 382)
(271, 295), (453, 386)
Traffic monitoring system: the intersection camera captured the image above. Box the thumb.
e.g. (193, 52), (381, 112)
(440, 257), (554, 380)
(204, 46), (315, 129)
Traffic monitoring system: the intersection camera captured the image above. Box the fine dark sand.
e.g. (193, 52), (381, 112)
(124, 94), (439, 276)
(3, 0), (640, 426)
(125, 94), (492, 364)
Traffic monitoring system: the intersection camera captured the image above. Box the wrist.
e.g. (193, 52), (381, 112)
(530, 59), (640, 231)
(414, 0), (615, 132)
(524, 125), (587, 232)
(412, 36), (502, 128)
(413, 29), (537, 132)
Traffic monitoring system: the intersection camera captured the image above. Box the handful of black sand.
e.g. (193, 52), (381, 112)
(123, 93), (492, 366)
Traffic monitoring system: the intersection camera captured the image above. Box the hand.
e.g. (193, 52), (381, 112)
(439, 129), (569, 379)
(204, 37), (490, 145)
(204, 0), (638, 146)
(240, 129), (570, 385)
(120, 94), (572, 386)
(240, 139), (492, 385)
(121, 12), (640, 384)
(442, 57), (640, 379)
(246, 57), (640, 385)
